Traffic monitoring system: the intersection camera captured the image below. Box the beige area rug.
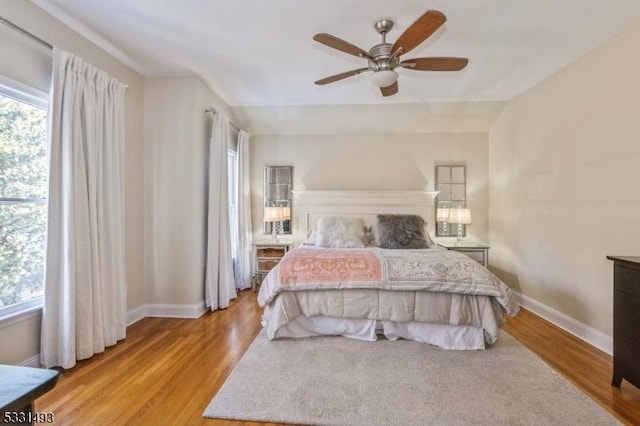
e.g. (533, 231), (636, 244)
(203, 330), (619, 425)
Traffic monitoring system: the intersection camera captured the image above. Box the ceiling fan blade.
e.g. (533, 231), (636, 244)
(313, 33), (371, 58)
(380, 81), (398, 97)
(401, 57), (469, 71)
(315, 68), (370, 85)
(391, 10), (446, 56)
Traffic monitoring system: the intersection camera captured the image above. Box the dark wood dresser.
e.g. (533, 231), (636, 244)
(607, 255), (640, 389)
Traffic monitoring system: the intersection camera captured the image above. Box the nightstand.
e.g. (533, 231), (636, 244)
(252, 242), (291, 291)
(437, 241), (489, 267)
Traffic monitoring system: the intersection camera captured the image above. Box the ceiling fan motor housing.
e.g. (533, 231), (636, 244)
(368, 43), (399, 71)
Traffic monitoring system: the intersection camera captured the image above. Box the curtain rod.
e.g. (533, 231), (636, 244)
(205, 108), (241, 132)
(0, 15), (53, 49)
(1, 15), (129, 90)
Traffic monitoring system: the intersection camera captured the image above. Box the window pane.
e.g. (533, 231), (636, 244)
(437, 184), (451, 200)
(0, 203), (46, 308)
(437, 166), (451, 184)
(0, 95), (47, 199)
(227, 151), (239, 259)
(451, 184), (466, 201)
(278, 167), (291, 184)
(0, 91), (47, 311)
(451, 166), (465, 184)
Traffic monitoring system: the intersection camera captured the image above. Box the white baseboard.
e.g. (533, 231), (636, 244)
(126, 305), (147, 326)
(515, 292), (613, 355)
(19, 354), (41, 368)
(126, 301), (206, 325)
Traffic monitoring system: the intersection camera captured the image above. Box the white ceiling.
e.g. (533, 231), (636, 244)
(32, 0), (640, 107)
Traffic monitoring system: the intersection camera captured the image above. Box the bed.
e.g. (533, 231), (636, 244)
(257, 191), (519, 350)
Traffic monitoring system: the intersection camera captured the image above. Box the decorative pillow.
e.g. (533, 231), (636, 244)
(314, 216), (366, 248)
(376, 214), (433, 249)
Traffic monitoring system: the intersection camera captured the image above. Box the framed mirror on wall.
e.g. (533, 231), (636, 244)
(435, 165), (466, 237)
(263, 166), (292, 236)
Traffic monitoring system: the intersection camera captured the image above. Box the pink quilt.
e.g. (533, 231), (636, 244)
(277, 247), (382, 287)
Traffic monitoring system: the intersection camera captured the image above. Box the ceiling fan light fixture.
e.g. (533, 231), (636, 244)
(369, 69), (398, 87)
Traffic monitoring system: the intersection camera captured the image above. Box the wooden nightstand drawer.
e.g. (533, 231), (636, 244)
(257, 259), (280, 272)
(257, 247), (287, 258)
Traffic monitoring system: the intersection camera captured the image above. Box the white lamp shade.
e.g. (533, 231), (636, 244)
(436, 208), (450, 222)
(369, 70), (399, 87)
(264, 206), (286, 222)
(447, 208), (472, 224)
(281, 206), (291, 220)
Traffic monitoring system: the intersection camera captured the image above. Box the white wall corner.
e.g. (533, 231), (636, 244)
(515, 292), (613, 355)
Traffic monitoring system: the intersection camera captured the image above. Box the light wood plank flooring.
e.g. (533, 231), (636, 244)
(36, 290), (640, 425)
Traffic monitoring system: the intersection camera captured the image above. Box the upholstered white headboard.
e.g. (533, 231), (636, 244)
(291, 190), (439, 245)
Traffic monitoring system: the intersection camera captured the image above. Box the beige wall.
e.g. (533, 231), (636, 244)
(144, 76), (233, 306)
(250, 132), (490, 244)
(0, 1), (145, 364)
(488, 20), (640, 336)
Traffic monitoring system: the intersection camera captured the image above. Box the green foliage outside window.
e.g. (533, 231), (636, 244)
(0, 94), (47, 309)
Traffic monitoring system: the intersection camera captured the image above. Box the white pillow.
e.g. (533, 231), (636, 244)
(314, 217), (366, 248)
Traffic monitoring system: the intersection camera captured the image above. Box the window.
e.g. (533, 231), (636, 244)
(227, 148), (239, 260)
(435, 165), (466, 237)
(0, 77), (48, 317)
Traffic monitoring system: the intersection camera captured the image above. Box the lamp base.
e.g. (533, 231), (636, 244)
(455, 224), (464, 247)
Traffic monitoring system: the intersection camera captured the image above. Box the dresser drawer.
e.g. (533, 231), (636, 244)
(614, 290), (640, 341)
(614, 264), (640, 297)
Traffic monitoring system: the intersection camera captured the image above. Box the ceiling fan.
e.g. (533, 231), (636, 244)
(313, 10), (468, 97)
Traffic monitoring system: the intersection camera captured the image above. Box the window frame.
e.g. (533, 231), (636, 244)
(0, 75), (48, 322)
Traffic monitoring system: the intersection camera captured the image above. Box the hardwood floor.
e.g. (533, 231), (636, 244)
(503, 308), (640, 425)
(36, 290), (640, 425)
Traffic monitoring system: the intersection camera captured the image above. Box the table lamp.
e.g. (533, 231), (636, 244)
(436, 207), (450, 235)
(447, 208), (471, 246)
(264, 206), (290, 241)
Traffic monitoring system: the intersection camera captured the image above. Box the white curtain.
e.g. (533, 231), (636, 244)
(234, 130), (252, 289)
(205, 111), (237, 310)
(41, 48), (127, 369)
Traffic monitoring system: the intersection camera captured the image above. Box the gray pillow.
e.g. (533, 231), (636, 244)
(376, 214), (432, 249)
